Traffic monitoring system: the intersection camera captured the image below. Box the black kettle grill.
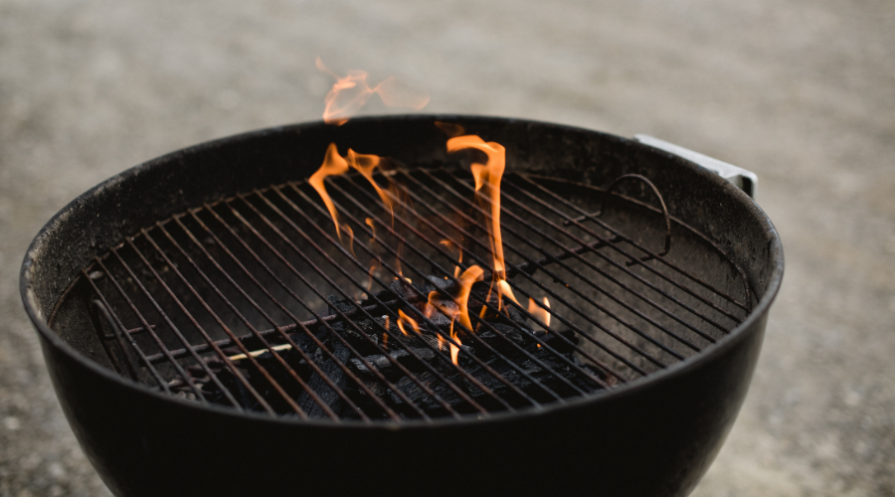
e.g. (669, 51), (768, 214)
(21, 115), (783, 496)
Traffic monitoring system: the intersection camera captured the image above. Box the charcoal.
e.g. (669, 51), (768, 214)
(293, 297), (361, 418)
(349, 347), (436, 375)
(389, 278), (430, 303)
(387, 371), (468, 415)
(474, 323), (535, 359)
(529, 329), (581, 355)
(181, 277), (604, 420)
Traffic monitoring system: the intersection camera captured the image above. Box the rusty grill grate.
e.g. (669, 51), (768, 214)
(69, 168), (752, 422)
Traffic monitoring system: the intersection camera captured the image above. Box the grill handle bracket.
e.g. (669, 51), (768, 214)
(634, 134), (758, 198)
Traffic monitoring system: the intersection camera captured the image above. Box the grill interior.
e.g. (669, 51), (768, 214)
(50, 167), (752, 422)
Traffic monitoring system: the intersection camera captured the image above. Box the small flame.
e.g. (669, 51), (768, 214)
(439, 239), (464, 278)
(497, 279), (520, 309)
(528, 296), (552, 329)
(435, 121), (466, 137)
(456, 265), (485, 331)
(449, 317), (460, 365)
(317, 58), (429, 125)
(447, 135), (516, 309)
(347, 150), (393, 213)
(425, 266), (482, 365)
(383, 315), (390, 349)
(397, 309), (420, 336)
(309, 143), (350, 242)
(310, 146), (397, 243)
(343, 224), (356, 259)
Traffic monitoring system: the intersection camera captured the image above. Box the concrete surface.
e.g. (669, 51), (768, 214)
(1, 0), (893, 495)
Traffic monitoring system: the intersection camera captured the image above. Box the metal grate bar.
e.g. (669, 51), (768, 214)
(152, 220), (344, 420)
(101, 250), (250, 410)
(394, 171), (705, 353)
(182, 210), (390, 421)
(77, 165), (751, 421)
(122, 236), (287, 414)
(238, 189), (529, 410)
(298, 179), (610, 390)
(555, 175), (752, 311)
(193, 204), (462, 419)
(413, 170), (727, 344)
(226, 196), (502, 415)
(424, 169), (736, 344)
(327, 175), (639, 380)
(392, 171), (702, 359)
(83, 270), (167, 390)
(482, 175), (741, 332)
(513, 174), (749, 321)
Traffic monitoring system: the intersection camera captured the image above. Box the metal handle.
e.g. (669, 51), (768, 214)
(634, 134), (758, 198)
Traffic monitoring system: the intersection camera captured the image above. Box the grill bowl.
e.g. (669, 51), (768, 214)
(21, 115), (783, 497)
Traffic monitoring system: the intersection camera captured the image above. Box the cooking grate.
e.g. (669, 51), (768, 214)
(64, 167), (752, 422)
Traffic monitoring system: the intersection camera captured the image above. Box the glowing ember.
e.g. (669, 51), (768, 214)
(317, 58), (430, 125)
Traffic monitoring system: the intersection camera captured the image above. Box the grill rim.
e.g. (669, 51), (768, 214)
(20, 114), (784, 428)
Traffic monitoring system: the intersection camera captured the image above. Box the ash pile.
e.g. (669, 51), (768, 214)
(175, 276), (612, 420)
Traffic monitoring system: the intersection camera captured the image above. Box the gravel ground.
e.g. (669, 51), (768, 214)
(1, 1), (893, 495)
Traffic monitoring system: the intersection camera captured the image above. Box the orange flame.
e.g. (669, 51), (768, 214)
(439, 239), (464, 278)
(317, 58), (430, 125)
(397, 309), (420, 336)
(347, 150), (393, 212)
(309, 143), (350, 242)
(425, 265), (482, 365)
(528, 296), (552, 329)
(310, 146), (397, 243)
(448, 135), (517, 309)
(449, 318), (460, 365)
(456, 265), (485, 331)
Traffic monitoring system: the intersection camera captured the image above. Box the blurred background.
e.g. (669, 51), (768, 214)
(0, 0), (893, 495)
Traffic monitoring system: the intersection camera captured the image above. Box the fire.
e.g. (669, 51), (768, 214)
(397, 309), (420, 336)
(307, 62), (527, 368)
(309, 143), (350, 242)
(449, 318), (460, 365)
(439, 239), (463, 278)
(316, 58), (430, 125)
(310, 146), (395, 248)
(528, 296), (552, 329)
(448, 135), (518, 311)
(347, 150), (393, 212)
(425, 265), (482, 365)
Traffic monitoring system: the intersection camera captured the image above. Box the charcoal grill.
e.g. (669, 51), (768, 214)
(21, 115), (783, 496)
